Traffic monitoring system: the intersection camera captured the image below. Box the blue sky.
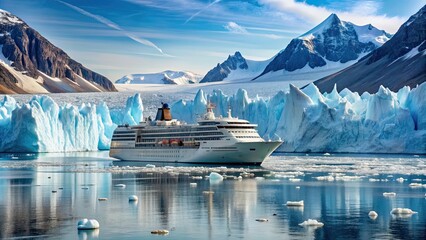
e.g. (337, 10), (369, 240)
(0, 0), (424, 81)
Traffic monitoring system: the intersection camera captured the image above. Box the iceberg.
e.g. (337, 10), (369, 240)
(0, 82), (425, 154)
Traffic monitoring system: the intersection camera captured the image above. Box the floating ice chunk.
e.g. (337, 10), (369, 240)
(383, 192), (396, 197)
(255, 218), (268, 222)
(286, 200), (304, 207)
(368, 211), (378, 219)
(237, 176), (243, 181)
(190, 183), (197, 187)
(151, 229), (169, 235)
(146, 164), (155, 168)
(409, 183), (423, 188)
(209, 172), (223, 181)
(289, 178), (302, 182)
(255, 177), (265, 181)
(114, 184), (126, 188)
(323, 153), (331, 156)
(202, 191), (214, 194)
(77, 219), (100, 230)
(296, 186), (300, 189)
(396, 177), (405, 183)
(98, 198), (108, 201)
(129, 195), (138, 201)
(316, 176), (334, 181)
(299, 219), (324, 227)
(191, 176), (203, 180)
(390, 208), (417, 215)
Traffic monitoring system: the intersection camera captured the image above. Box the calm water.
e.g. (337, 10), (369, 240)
(0, 152), (425, 239)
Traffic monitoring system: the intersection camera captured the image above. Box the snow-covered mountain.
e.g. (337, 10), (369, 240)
(199, 51), (272, 83)
(0, 9), (116, 94)
(253, 13), (391, 81)
(116, 70), (202, 85)
(314, 5), (426, 93)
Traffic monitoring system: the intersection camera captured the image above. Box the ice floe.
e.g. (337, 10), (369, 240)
(286, 200), (304, 207)
(129, 195), (138, 201)
(299, 219), (324, 227)
(390, 208), (417, 215)
(383, 192), (396, 197)
(77, 219), (100, 230)
(368, 211), (378, 219)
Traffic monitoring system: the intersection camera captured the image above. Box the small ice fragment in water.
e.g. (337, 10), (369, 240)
(255, 177), (265, 181)
(409, 183), (422, 188)
(286, 200), (304, 207)
(202, 191), (214, 194)
(98, 198), (108, 201)
(396, 177), (405, 183)
(296, 186), (300, 189)
(151, 229), (169, 235)
(383, 192), (396, 197)
(323, 153), (331, 156)
(190, 183), (197, 187)
(129, 195), (138, 201)
(237, 176), (243, 180)
(77, 219), (100, 230)
(289, 178), (302, 182)
(192, 176), (203, 180)
(114, 184), (126, 188)
(390, 208), (417, 215)
(368, 211), (378, 219)
(316, 176), (334, 181)
(299, 219), (324, 227)
(146, 164), (155, 168)
(209, 172), (223, 181)
(255, 218), (268, 222)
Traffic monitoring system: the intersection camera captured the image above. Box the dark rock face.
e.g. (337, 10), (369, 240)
(200, 51), (248, 83)
(254, 14), (382, 80)
(313, 5), (426, 94)
(366, 5), (426, 64)
(0, 10), (116, 92)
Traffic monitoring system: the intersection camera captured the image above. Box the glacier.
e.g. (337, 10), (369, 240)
(0, 83), (425, 153)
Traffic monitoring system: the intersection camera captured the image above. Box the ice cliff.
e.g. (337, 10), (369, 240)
(0, 83), (425, 153)
(173, 83), (426, 154)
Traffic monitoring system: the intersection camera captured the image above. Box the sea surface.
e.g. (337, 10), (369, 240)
(0, 152), (425, 240)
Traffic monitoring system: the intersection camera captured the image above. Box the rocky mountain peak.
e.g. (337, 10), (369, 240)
(0, 9), (116, 93)
(0, 9), (23, 26)
(200, 51), (248, 83)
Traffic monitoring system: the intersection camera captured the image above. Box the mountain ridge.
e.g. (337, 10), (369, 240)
(0, 9), (116, 94)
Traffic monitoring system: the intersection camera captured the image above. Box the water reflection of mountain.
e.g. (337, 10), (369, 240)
(0, 166), (425, 239)
(0, 167), (111, 239)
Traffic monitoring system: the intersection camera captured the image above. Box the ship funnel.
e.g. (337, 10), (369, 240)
(155, 103), (172, 121)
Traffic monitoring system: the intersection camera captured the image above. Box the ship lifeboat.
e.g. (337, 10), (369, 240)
(170, 139), (179, 145)
(162, 139), (169, 144)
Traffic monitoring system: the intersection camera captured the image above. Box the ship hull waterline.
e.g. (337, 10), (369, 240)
(109, 141), (282, 165)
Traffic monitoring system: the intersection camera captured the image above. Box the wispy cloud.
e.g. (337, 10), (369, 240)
(258, 0), (405, 33)
(56, 0), (167, 55)
(224, 22), (248, 34)
(185, 0), (222, 23)
(223, 21), (284, 40)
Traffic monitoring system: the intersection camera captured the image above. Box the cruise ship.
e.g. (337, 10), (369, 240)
(109, 103), (282, 165)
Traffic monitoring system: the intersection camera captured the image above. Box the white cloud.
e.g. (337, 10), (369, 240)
(224, 22), (248, 34)
(259, 0), (405, 33)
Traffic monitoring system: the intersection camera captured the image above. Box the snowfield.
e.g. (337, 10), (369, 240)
(0, 82), (425, 153)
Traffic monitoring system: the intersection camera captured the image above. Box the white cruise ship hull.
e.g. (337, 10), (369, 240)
(109, 141), (281, 165)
